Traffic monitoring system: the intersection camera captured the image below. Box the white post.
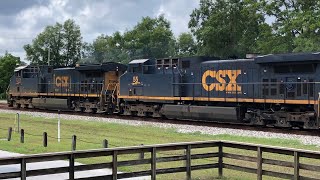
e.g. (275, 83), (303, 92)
(318, 92), (320, 118)
(17, 113), (20, 133)
(58, 110), (61, 142)
(47, 48), (50, 66)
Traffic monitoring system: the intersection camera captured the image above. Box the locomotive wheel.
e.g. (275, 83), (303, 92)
(250, 117), (265, 126)
(8, 100), (13, 107)
(13, 101), (21, 109)
(22, 104), (29, 109)
(91, 108), (97, 114)
(304, 119), (318, 129)
(275, 118), (291, 128)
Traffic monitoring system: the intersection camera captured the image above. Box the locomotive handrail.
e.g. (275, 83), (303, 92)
(0, 140), (320, 180)
(171, 81), (319, 85)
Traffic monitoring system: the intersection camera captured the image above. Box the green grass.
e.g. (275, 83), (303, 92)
(0, 112), (319, 179)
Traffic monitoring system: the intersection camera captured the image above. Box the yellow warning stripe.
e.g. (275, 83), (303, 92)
(118, 95), (316, 105)
(9, 93), (316, 105)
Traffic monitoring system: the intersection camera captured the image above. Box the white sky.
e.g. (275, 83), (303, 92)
(0, 0), (200, 62)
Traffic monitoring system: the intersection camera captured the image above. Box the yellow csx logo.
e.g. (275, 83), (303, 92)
(132, 76), (141, 85)
(202, 69), (241, 93)
(55, 76), (69, 87)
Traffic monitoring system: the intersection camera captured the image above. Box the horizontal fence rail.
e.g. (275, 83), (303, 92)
(0, 140), (320, 180)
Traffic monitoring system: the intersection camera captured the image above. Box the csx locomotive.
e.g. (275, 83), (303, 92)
(7, 52), (320, 129)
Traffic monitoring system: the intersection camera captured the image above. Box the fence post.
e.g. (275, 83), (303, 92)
(257, 146), (262, 180)
(7, 127), (12, 141)
(69, 154), (75, 180)
(103, 139), (108, 148)
(43, 132), (48, 147)
(112, 150), (118, 180)
(140, 144), (144, 159)
(151, 147), (157, 180)
(58, 110), (61, 143)
(21, 158), (26, 180)
(186, 145), (191, 180)
(294, 151), (299, 180)
(218, 142), (223, 177)
(16, 113), (20, 133)
(20, 129), (24, 143)
(72, 135), (77, 151)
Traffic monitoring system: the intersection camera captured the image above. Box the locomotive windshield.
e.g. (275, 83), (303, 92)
(274, 64), (316, 74)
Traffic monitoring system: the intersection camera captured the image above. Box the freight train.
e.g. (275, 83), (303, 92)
(7, 52), (320, 129)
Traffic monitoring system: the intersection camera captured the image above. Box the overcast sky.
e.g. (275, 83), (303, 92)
(0, 0), (200, 61)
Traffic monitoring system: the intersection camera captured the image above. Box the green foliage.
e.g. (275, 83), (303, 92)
(189, 0), (266, 58)
(83, 15), (176, 64)
(124, 15), (176, 60)
(90, 32), (130, 64)
(176, 32), (197, 57)
(24, 19), (82, 67)
(0, 112), (319, 179)
(0, 53), (20, 96)
(188, 0), (320, 57)
(260, 0), (320, 52)
(84, 0), (320, 62)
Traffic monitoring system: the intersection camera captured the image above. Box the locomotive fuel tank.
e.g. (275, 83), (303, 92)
(161, 105), (243, 122)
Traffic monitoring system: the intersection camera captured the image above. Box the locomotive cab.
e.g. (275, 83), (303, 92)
(7, 65), (53, 108)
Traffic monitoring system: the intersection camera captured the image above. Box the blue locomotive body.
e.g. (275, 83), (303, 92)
(7, 52), (320, 129)
(7, 63), (127, 112)
(119, 53), (320, 128)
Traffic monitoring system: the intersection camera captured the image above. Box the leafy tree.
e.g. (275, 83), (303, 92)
(123, 15), (176, 60)
(254, 23), (293, 54)
(79, 42), (95, 64)
(90, 32), (129, 64)
(261, 0), (320, 52)
(0, 53), (20, 98)
(63, 19), (82, 66)
(24, 19), (82, 67)
(85, 15), (176, 64)
(176, 32), (197, 57)
(189, 0), (267, 58)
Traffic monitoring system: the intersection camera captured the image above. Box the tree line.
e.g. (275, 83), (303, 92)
(1, 0), (319, 98)
(23, 0), (320, 66)
(1, 0), (319, 97)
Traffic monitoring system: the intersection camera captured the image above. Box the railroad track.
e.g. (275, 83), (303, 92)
(0, 102), (319, 137)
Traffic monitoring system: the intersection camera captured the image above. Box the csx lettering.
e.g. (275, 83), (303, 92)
(55, 76), (69, 87)
(202, 69), (241, 93)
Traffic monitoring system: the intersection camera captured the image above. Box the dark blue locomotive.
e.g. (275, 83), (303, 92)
(7, 52), (320, 129)
(119, 53), (320, 129)
(7, 63), (127, 113)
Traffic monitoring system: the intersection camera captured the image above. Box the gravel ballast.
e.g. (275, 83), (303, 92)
(1, 109), (320, 147)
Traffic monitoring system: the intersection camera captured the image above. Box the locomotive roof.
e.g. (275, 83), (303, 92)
(55, 67), (75, 70)
(14, 65), (28, 72)
(201, 58), (254, 64)
(129, 59), (149, 64)
(75, 62), (127, 72)
(255, 52), (320, 63)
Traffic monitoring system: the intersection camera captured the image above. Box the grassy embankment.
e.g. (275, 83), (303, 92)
(0, 112), (319, 180)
